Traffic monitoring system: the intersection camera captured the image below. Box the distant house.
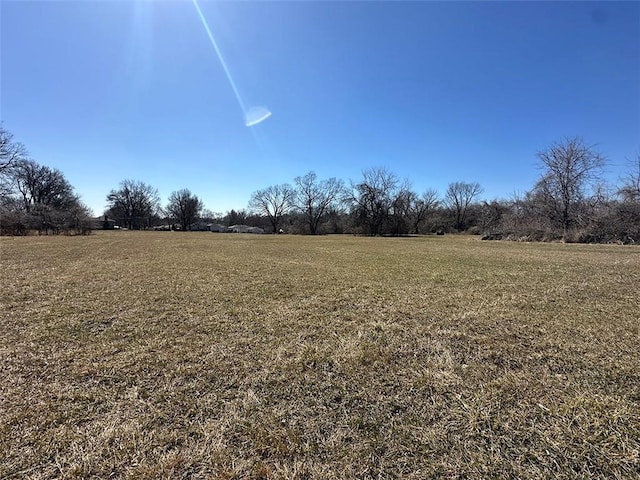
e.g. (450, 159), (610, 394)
(209, 224), (230, 233)
(229, 224), (264, 234)
(92, 215), (117, 230)
(190, 223), (212, 231)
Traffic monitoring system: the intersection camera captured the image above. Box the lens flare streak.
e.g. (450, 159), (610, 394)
(191, 0), (271, 127)
(191, 0), (246, 112)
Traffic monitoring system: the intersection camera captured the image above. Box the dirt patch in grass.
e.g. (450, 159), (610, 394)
(1, 232), (638, 478)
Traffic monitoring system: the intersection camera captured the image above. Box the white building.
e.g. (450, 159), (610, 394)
(229, 224), (264, 234)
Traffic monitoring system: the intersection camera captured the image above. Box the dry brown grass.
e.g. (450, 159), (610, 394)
(1, 232), (638, 479)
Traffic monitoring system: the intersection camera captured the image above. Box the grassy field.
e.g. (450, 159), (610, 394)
(1, 232), (638, 479)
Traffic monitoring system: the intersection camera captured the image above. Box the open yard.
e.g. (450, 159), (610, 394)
(1, 232), (638, 479)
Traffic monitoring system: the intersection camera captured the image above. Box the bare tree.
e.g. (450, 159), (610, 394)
(224, 209), (248, 226)
(0, 130), (92, 235)
(445, 181), (483, 231)
(388, 182), (414, 235)
(0, 125), (27, 174)
(106, 180), (160, 229)
(535, 137), (605, 236)
(1, 158), (91, 235)
(13, 159), (76, 212)
(479, 199), (510, 236)
(200, 209), (222, 223)
(347, 167), (402, 236)
(294, 171), (345, 234)
(408, 188), (439, 234)
(618, 152), (640, 203)
(1, 127), (29, 201)
(166, 189), (204, 231)
(249, 184), (295, 233)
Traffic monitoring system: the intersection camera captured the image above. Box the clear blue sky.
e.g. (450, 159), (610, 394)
(2, 0), (639, 216)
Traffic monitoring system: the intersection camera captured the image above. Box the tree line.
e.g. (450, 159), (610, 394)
(1, 125), (638, 243)
(0, 126), (92, 235)
(238, 139), (640, 243)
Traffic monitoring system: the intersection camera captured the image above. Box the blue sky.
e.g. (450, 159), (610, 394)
(2, 0), (639, 216)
